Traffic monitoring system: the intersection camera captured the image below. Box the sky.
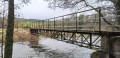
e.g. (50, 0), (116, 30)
(1, 0), (112, 20)
(16, 0), (72, 20)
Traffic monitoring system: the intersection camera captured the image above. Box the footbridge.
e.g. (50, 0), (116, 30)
(27, 8), (120, 48)
(19, 8), (120, 58)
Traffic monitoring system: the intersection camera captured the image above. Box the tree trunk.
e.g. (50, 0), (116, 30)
(115, 1), (120, 26)
(4, 0), (14, 58)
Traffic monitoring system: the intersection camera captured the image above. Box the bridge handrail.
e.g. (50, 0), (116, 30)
(21, 8), (120, 32)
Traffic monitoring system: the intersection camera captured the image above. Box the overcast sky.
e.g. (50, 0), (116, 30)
(16, 0), (72, 20)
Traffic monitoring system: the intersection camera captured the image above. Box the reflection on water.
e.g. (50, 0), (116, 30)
(27, 38), (70, 58)
(12, 38), (69, 58)
(0, 37), (94, 58)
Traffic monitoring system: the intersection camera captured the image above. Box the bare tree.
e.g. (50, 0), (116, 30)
(112, 0), (120, 25)
(4, 0), (14, 58)
(2, 0), (31, 58)
(45, 0), (120, 30)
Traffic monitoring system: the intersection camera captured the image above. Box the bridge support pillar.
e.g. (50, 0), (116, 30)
(91, 33), (120, 58)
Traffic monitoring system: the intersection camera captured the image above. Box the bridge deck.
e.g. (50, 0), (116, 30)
(31, 29), (120, 36)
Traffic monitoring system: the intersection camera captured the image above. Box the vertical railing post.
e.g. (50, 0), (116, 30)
(68, 17), (69, 30)
(93, 15), (97, 31)
(63, 16), (64, 31)
(32, 22), (33, 29)
(98, 8), (101, 32)
(20, 22), (22, 28)
(35, 22), (37, 29)
(35, 22), (36, 29)
(48, 19), (49, 30)
(27, 24), (28, 29)
(34, 22), (35, 29)
(33, 22), (35, 29)
(36, 22), (38, 29)
(17, 21), (18, 30)
(43, 20), (44, 29)
(29, 22), (31, 29)
(21, 22), (23, 28)
(60, 18), (62, 30)
(31, 22), (32, 29)
(39, 21), (40, 29)
(30, 22), (32, 29)
(76, 13), (78, 31)
(54, 18), (55, 30)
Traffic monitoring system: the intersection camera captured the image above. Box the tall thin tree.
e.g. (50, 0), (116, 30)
(4, 0), (14, 58)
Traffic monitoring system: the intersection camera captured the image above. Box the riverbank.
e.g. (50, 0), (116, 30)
(0, 28), (39, 43)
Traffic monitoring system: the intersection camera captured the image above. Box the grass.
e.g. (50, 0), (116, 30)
(18, 22), (43, 28)
(17, 22), (51, 29)
(0, 28), (39, 43)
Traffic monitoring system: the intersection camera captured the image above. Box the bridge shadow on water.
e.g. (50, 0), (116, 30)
(12, 37), (84, 58)
(25, 37), (94, 58)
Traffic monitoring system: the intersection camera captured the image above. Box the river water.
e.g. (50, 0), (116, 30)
(0, 37), (95, 58)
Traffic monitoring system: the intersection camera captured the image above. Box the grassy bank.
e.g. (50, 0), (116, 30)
(0, 28), (39, 43)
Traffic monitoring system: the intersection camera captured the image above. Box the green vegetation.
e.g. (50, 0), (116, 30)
(18, 22), (42, 28)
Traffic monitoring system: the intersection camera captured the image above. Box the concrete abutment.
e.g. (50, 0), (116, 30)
(91, 33), (120, 58)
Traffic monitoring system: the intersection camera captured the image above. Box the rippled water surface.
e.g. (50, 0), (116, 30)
(1, 37), (95, 58)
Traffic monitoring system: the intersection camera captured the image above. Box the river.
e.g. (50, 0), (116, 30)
(0, 37), (95, 58)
